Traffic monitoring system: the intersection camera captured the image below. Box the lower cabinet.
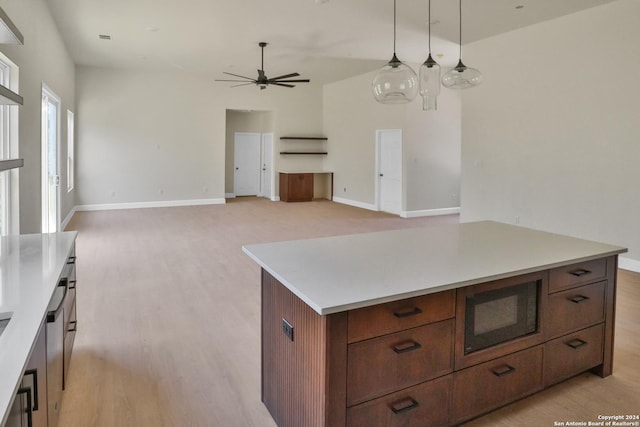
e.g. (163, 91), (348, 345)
(261, 255), (617, 427)
(279, 173), (313, 202)
(6, 321), (48, 427)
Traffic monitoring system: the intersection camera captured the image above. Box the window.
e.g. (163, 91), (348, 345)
(67, 110), (74, 192)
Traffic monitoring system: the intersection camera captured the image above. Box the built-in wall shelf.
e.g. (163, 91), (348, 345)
(0, 84), (23, 105)
(280, 136), (328, 141)
(0, 158), (24, 172)
(0, 5), (24, 45)
(280, 152), (327, 155)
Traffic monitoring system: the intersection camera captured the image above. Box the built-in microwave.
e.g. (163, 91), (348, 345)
(464, 279), (539, 354)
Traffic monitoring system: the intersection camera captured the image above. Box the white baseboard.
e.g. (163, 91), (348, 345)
(225, 193), (236, 198)
(401, 207), (461, 218)
(76, 198), (226, 212)
(619, 256), (640, 273)
(332, 196), (377, 212)
(62, 206), (78, 230)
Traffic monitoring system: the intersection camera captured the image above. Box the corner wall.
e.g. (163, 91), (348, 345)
(460, 0), (640, 264)
(323, 68), (461, 214)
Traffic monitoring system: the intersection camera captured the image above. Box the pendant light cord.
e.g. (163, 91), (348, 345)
(428, 0), (432, 54)
(458, 0), (462, 59)
(393, 0), (397, 54)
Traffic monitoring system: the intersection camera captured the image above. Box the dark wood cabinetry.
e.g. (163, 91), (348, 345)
(279, 173), (313, 202)
(261, 255), (618, 426)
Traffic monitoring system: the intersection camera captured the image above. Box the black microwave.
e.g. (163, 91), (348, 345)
(464, 279), (539, 354)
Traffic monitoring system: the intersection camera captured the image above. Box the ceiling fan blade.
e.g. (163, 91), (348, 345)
(272, 79), (310, 83)
(271, 82), (295, 88)
(231, 83), (256, 88)
(268, 73), (299, 81)
(223, 72), (254, 80)
(215, 79), (257, 82)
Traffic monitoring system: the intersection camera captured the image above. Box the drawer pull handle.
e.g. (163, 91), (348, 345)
(492, 364), (516, 377)
(23, 369), (39, 411)
(393, 306), (423, 318)
(68, 320), (78, 333)
(17, 387), (33, 427)
(390, 398), (420, 414)
(68, 280), (77, 290)
(569, 268), (591, 277)
(67, 256), (77, 264)
(569, 295), (589, 303)
(567, 338), (588, 349)
(392, 340), (422, 354)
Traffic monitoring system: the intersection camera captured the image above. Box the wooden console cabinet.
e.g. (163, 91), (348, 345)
(279, 173), (313, 202)
(261, 255), (618, 426)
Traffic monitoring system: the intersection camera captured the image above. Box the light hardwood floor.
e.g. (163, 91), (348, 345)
(59, 198), (639, 427)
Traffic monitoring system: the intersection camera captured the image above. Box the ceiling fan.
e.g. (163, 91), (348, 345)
(216, 42), (310, 90)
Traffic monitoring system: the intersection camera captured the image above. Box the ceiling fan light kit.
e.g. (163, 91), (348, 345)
(372, 0), (418, 104)
(215, 42), (310, 90)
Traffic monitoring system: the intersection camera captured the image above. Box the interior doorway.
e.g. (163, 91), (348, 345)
(376, 129), (403, 215)
(225, 110), (275, 198)
(42, 84), (61, 233)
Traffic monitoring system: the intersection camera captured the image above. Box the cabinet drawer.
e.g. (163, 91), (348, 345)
(549, 258), (607, 292)
(452, 345), (543, 423)
(347, 375), (452, 427)
(544, 324), (604, 386)
(348, 290), (454, 343)
(347, 319), (454, 406)
(547, 281), (606, 339)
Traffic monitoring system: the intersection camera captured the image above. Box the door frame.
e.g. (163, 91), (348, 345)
(375, 129), (403, 215)
(41, 83), (61, 233)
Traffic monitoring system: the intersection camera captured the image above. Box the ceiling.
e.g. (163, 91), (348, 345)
(45, 0), (619, 85)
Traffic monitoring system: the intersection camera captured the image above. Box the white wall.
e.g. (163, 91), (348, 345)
(75, 66), (323, 207)
(0, 0), (76, 233)
(460, 0), (640, 264)
(323, 67), (461, 213)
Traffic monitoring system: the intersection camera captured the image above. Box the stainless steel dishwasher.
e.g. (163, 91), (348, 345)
(46, 282), (66, 427)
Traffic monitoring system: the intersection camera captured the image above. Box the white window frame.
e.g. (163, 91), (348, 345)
(0, 52), (19, 236)
(67, 110), (74, 192)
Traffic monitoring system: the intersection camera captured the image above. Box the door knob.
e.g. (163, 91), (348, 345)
(379, 173), (384, 177)
(235, 167), (239, 170)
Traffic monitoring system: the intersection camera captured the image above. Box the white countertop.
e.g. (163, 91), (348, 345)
(243, 221), (627, 315)
(0, 232), (77, 426)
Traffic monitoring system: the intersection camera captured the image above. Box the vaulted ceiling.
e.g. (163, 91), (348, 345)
(46, 0), (619, 84)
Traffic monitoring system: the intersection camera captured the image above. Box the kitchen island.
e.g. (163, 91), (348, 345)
(243, 221), (627, 426)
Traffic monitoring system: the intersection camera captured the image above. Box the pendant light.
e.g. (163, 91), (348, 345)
(442, 0), (482, 89)
(372, 0), (418, 104)
(419, 0), (441, 110)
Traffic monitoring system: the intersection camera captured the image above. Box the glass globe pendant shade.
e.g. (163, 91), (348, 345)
(372, 54), (419, 104)
(441, 59), (482, 89)
(419, 54), (441, 110)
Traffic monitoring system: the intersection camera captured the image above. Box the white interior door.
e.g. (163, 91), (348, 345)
(234, 132), (261, 196)
(261, 133), (273, 200)
(376, 129), (403, 215)
(42, 85), (61, 233)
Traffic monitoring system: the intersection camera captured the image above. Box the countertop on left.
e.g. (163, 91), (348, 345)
(0, 232), (77, 426)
